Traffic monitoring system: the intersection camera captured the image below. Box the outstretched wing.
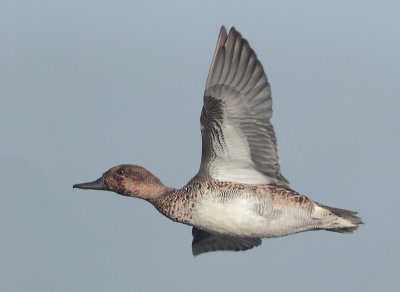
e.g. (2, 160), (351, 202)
(192, 227), (262, 256)
(197, 26), (289, 189)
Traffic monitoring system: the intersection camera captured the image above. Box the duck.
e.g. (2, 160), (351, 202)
(74, 26), (362, 256)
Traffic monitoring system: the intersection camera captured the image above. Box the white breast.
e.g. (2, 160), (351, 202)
(191, 194), (313, 238)
(192, 195), (270, 237)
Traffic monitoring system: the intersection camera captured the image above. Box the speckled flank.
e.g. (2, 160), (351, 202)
(264, 185), (311, 207)
(152, 178), (313, 227)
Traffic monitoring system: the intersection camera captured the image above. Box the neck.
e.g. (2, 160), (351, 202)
(144, 185), (173, 202)
(125, 170), (171, 201)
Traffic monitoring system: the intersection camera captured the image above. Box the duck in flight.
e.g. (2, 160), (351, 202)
(74, 26), (362, 256)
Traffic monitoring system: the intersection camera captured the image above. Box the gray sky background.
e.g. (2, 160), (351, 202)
(1, 1), (399, 291)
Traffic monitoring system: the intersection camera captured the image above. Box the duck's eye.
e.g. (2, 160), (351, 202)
(116, 169), (125, 176)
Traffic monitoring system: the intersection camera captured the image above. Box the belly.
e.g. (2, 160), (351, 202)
(191, 196), (312, 238)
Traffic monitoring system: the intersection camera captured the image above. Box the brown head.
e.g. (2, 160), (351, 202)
(73, 164), (168, 201)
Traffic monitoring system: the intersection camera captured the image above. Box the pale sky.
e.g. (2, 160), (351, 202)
(1, 1), (399, 291)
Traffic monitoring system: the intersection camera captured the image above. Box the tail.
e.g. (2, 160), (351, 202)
(313, 203), (363, 233)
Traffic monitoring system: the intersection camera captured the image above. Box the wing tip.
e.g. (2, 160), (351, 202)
(220, 25), (227, 37)
(206, 26), (252, 90)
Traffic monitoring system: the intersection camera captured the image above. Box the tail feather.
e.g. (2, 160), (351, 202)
(315, 203), (363, 233)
